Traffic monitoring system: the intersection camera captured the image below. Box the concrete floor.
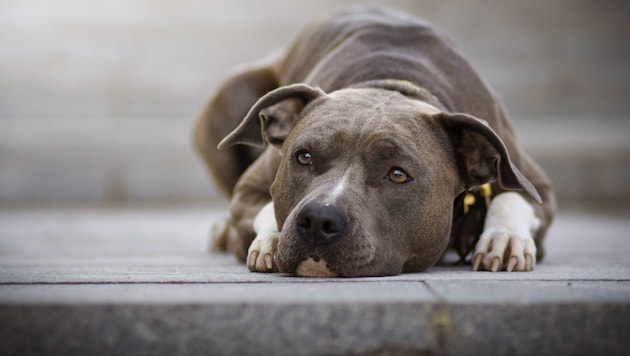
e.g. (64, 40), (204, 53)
(0, 203), (629, 355)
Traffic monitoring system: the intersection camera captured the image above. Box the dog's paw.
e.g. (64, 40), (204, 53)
(247, 230), (279, 272)
(472, 229), (536, 272)
(472, 192), (540, 272)
(248, 202), (279, 272)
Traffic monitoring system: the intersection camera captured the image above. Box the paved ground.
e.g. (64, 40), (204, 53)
(0, 202), (629, 355)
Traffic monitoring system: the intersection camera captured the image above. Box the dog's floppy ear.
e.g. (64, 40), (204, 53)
(436, 112), (542, 203)
(218, 84), (326, 149)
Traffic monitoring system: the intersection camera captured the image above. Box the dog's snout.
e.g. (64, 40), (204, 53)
(296, 202), (347, 245)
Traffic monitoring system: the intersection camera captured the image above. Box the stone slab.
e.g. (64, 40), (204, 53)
(0, 205), (629, 355)
(0, 302), (438, 356)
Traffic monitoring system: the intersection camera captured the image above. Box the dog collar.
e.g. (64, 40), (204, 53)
(463, 183), (492, 215)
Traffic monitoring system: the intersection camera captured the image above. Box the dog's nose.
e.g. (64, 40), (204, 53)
(296, 202), (347, 245)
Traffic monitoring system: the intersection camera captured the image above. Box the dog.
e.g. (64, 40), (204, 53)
(193, 6), (556, 277)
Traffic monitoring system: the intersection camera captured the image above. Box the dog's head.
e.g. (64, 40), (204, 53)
(219, 81), (540, 277)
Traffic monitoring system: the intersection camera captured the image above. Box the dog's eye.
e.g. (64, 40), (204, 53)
(295, 150), (312, 166)
(387, 167), (412, 184)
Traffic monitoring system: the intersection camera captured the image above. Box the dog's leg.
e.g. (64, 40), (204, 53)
(213, 146), (280, 262)
(247, 201), (279, 272)
(472, 192), (541, 272)
(193, 54), (280, 196)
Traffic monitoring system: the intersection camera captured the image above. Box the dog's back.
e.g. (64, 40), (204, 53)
(279, 7), (499, 123)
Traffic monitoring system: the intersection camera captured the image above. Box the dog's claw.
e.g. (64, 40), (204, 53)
(490, 257), (501, 272)
(525, 254), (533, 271)
(247, 251), (258, 271)
(506, 256), (518, 272)
(472, 254), (483, 271)
(264, 254), (274, 270)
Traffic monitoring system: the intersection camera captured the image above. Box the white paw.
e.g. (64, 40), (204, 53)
(472, 229), (537, 272)
(472, 192), (540, 272)
(247, 202), (279, 272)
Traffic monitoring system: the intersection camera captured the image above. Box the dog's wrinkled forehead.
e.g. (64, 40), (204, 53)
(288, 88), (441, 145)
(324, 88), (441, 118)
(335, 88), (442, 113)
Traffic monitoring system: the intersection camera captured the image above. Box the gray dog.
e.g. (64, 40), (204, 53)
(193, 6), (556, 277)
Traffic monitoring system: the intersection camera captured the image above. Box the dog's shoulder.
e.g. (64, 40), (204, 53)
(304, 6), (437, 46)
(326, 6), (433, 30)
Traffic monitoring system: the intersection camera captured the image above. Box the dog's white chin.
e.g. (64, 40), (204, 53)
(295, 258), (337, 277)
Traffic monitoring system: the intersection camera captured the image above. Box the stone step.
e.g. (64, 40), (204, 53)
(0, 205), (629, 355)
(1, 116), (628, 204)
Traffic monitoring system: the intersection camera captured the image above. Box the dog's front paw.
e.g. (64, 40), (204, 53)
(471, 192), (540, 272)
(248, 202), (279, 272)
(472, 230), (536, 272)
(247, 231), (279, 272)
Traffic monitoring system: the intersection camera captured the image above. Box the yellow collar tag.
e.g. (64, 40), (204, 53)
(463, 183), (492, 215)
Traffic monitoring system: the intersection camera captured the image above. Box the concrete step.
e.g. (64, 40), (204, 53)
(1, 0), (628, 119)
(2, 116), (628, 205)
(0, 204), (628, 355)
(513, 116), (630, 204)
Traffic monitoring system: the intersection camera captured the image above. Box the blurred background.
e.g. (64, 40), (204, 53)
(1, 0), (628, 208)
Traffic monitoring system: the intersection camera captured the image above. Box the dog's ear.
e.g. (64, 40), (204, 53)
(435, 112), (542, 203)
(218, 84), (326, 149)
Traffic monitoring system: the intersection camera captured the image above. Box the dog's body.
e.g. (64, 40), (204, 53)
(194, 6), (555, 277)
